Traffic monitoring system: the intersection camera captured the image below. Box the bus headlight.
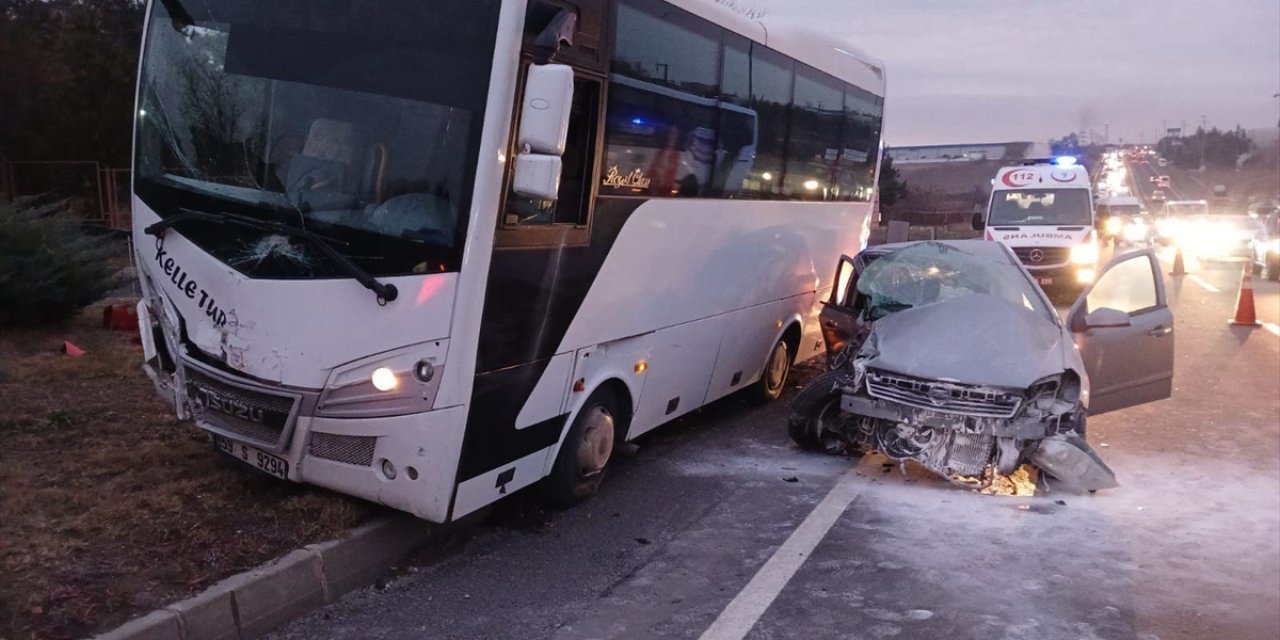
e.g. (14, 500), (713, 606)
(371, 368), (399, 392)
(1071, 241), (1099, 265)
(317, 341), (448, 419)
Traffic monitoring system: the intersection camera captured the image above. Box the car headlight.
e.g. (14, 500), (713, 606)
(1156, 218), (1179, 237)
(1105, 218), (1124, 234)
(1268, 239), (1280, 253)
(317, 341), (448, 418)
(1123, 222), (1148, 241)
(1071, 241), (1099, 265)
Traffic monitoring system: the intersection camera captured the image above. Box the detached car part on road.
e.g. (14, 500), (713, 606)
(790, 241), (1175, 492)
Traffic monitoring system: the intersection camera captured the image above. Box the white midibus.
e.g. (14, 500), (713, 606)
(131, 0), (886, 521)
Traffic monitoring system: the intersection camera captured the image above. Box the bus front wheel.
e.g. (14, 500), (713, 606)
(541, 390), (618, 508)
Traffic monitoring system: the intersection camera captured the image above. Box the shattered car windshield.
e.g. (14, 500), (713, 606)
(856, 243), (1053, 322)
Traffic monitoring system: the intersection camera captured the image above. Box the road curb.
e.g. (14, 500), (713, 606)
(88, 516), (432, 640)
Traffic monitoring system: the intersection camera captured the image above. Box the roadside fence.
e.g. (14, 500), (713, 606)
(1, 160), (132, 231)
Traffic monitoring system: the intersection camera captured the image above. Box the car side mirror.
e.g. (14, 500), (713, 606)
(1084, 307), (1132, 329)
(512, 64), (574, 201)
(972, 212), (985, 231)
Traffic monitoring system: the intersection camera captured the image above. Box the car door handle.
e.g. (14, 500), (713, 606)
(1148, 325), (1173, 337)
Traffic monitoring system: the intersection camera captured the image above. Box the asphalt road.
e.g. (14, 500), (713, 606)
(1127, 156), (1209, 204)
(269, 251), (1280, 640)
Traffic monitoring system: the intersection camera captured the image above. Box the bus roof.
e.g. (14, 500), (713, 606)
(667, 0), (886, 97)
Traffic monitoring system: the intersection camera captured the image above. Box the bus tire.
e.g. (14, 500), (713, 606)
(541, 390), (618, 508)
(752, 338), (792, 403)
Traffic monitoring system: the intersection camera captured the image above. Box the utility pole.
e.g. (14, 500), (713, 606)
(1199, 115), (1208, 172)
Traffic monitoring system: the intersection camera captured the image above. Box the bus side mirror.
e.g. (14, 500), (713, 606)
(512, 64), (574, 201)
(512, 154), (562, 201)
(972, 212), (985, 231)
(519, 64), (574, 155)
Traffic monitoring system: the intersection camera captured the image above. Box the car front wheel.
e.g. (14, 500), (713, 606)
(788, 370), (849, 452)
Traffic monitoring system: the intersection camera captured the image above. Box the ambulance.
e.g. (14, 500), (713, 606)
(972, 157), (1099, 294)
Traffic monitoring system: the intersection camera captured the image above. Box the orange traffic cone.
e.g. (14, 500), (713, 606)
(63, 341), (86, 357)
(1169, 247), (1186, 276)
(1229, 263), (1262, 327)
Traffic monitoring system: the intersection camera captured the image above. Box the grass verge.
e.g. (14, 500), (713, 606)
(0, 302), (378, 640)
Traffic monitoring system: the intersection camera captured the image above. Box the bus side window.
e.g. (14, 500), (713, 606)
(505, 75), (602, 227)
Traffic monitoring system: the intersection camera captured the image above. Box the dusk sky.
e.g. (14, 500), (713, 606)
(767, 0), (1280, 147)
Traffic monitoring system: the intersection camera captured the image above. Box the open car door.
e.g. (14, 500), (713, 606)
(819, 254), (859, 361)
(1066, 248), (1174, 415)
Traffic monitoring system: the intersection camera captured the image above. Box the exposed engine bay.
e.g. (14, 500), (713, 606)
(791, 241), (1120, 494)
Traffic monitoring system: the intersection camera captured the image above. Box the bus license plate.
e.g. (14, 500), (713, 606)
(214, 435), (290, 480)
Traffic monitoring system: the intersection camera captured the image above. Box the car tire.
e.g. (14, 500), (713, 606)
(787, 370), (848, 452)
(752, 338), (792, 403)
(541, 389), (619, 508)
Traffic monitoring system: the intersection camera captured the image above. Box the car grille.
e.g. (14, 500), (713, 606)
(309, 433), (377, 467)
(185, 365), (298, 449)
(866, 370), (1023, 419)
(1012, 246), (1070, 267)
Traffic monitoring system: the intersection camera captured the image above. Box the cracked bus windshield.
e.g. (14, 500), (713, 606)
(989, 189), (1092, 226)
(133, 0), (499, 278)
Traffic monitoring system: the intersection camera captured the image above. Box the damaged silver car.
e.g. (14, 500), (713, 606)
(790, 240), (1174, 492)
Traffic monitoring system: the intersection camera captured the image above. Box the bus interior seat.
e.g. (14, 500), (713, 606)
(286, 118), (365, 210)
(363, 143), (389, 204)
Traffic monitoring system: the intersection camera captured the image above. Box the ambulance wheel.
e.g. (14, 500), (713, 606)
(541, 390), (618, 508)
(753, 338), (792, 403)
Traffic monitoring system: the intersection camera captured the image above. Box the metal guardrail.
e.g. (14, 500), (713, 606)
(881, 210), (973, 226)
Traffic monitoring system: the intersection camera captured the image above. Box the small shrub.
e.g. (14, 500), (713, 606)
(0, 197), (118, 327)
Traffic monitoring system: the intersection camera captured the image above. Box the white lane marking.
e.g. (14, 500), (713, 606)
(698, 468), (862, 640)
(1264, 323), (1280, 337)
(1188, 274), (1221, 293)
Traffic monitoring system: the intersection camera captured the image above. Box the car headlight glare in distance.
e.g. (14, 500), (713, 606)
(1071, 241), (1100, 265)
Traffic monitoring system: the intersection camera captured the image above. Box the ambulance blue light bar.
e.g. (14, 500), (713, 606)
(1054, 156), (1079, 167)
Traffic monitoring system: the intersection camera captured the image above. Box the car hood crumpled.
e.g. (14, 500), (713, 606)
(862, 294), (1067, 389)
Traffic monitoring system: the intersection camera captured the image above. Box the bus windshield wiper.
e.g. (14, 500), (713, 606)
(144, 209), (399, 303)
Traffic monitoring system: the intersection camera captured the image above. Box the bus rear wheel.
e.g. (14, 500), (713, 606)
(541, 390), (618, 508)
(752, 338), (792, 403)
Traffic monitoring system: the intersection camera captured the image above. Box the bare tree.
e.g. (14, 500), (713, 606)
(714, 0), (769, 19)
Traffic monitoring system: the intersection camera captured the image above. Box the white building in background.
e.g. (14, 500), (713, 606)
(888, 141), (1043, 165)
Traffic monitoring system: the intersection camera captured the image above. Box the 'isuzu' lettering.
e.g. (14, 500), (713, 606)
(154, 246), (228, 327)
